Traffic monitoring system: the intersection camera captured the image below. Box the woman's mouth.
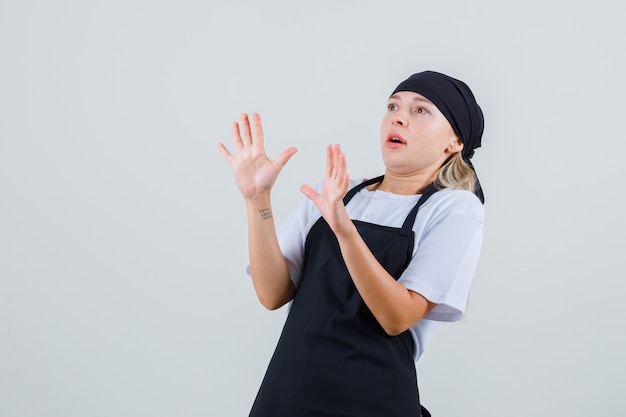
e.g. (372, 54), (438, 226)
(386, 134), (406, 147)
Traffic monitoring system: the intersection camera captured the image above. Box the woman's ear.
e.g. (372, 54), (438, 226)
(446, 137), (464, 154)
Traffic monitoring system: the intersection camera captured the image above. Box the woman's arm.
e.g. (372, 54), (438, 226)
(245, 192), (296, 310)
(218, 113), (296, 310)
(300, 145), (435, 335)
(334, 226), (436, 335)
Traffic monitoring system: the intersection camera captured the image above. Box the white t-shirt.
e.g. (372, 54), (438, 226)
(273, 178), (485, 360)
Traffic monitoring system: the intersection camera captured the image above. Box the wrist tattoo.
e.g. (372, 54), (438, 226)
(259, 208), (273, 220)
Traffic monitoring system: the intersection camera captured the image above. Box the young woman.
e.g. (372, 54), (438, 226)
(218, 71), (485, 417)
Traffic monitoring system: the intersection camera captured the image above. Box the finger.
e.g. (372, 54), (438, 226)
(325, 144), (333, 179)
(251, 113), (264, 148)
(336, 144), (344, 178)
(330, 144), (342, 179)
(232, 122), (244, 151)
(341, 173), (350, 195)
(239, 113), (252, 145)
(300, 184), (319, 202)
(337, 146), (347, 178)
(273, 147), (298, 170)
(217, 142), (233, 162)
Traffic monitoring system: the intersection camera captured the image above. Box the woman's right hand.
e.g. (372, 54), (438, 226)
(217, 113), (297, 200)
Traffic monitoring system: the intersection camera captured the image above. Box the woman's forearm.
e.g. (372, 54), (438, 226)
(335, 225), (435, 336)
(246, 193), (295, 310)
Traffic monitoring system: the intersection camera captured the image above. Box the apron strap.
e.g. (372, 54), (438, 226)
(342, 175), (438, 236)
(343, 175), (385, 205)
(400, 182), (437, 236)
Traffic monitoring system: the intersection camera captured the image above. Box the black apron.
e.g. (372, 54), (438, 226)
(250, 176), (436, 417)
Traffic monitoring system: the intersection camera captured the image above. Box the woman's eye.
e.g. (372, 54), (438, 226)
(387, 103), (397, 111)
(414, 107), (427, 114)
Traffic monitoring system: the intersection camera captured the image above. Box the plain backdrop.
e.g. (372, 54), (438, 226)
(1, 0), (625, 416)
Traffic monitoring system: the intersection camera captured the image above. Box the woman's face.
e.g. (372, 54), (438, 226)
(380, 91), (462, 176)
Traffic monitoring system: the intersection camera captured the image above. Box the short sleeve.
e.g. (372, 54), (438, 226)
(397, 189), (484, 322)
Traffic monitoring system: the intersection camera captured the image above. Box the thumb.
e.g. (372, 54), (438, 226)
(273, 147), (298, 170)
(300, 184), (319, 202)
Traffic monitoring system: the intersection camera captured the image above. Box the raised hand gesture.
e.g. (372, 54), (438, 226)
(218, 113), (297, 201)
(300, 144), (353, 236)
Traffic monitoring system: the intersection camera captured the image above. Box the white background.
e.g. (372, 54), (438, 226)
(1, 0), (625, 416)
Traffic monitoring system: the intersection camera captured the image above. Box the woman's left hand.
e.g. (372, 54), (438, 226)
(300, 144), (354, 236)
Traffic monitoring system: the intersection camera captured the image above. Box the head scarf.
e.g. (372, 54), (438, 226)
(392, 71), (485, 203)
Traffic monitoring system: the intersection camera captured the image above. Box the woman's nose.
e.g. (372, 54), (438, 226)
(392, 114), (406, 126)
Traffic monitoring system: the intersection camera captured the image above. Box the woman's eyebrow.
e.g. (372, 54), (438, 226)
(388, 94), (433, 105)
(411, 96), (433, 105)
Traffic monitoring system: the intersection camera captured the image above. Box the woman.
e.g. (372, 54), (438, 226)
(217, 71), (485, 417)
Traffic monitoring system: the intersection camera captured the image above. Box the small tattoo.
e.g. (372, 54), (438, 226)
(259, 208), (273, 220)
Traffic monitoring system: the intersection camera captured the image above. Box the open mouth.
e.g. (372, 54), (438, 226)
(387, 134), (406, 145)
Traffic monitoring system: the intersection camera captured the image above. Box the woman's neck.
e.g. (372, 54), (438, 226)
(370, 171), (435, 195)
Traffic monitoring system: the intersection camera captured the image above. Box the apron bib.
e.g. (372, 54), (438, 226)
(250, 176), (436, 417)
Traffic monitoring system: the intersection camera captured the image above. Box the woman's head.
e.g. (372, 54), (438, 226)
(388, 71), (484, 202)
(380, 91), (464, 179)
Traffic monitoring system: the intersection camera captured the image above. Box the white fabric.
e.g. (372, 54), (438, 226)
(269, 178), (484, 360)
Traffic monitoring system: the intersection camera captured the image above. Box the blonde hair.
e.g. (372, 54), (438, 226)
(434, 152), (476, 193)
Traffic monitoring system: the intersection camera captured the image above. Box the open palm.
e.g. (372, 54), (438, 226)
(301, 144), (351, 234)
(218, 113), (297, 200)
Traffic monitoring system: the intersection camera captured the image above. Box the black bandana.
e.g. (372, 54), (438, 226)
(392, 71), (485, 203)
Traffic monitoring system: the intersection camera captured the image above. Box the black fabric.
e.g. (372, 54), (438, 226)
(249, 177), (435, 417)
(392, 70), (485, 203)
(464, 157), (484, 205)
